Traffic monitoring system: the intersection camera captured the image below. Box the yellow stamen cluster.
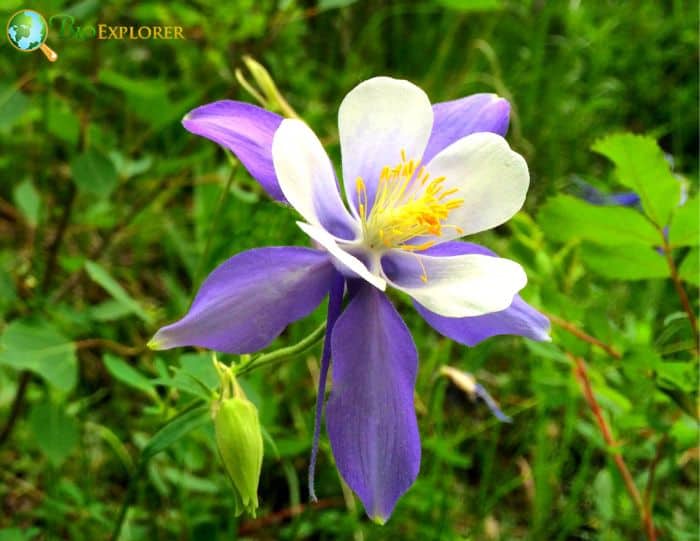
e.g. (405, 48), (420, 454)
(356, 150), (464, 255)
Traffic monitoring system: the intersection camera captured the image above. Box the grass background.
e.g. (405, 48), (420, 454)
(0, 1), (698, 539)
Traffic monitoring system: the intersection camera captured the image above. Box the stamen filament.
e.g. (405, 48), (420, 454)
(357, 151), (465, 260)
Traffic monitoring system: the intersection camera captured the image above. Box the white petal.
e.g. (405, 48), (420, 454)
(382, 249), (527, 317)
(297, 222), (386, 291)
(424, 132), (529, 239)
(339, 77), (433, 217)
(272, 119), (358, 239)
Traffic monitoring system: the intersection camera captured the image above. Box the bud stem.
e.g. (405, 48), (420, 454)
(235, 322), (327, 376)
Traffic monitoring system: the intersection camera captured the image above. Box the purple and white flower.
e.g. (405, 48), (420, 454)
(150, 77), (550, 521)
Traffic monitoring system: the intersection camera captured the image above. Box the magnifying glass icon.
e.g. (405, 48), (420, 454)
(7, 9), (58, 62)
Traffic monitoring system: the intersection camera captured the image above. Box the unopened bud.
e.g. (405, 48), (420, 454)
(212, 359), (264, 516)
(235, 55), (298, 119)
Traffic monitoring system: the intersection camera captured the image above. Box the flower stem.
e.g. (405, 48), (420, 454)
(235, 323), (327, 376)
(569, 353), (656, 541)
(76, 338), (145, 356)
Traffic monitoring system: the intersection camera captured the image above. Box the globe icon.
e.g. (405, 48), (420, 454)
(7, 9), (47, 51)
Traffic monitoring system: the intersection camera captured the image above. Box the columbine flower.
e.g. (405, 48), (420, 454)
(150, 77), (550, 522)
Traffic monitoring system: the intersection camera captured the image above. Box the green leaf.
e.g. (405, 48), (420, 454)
(28, 400), (79, 467)
(141, 403), (210, 461)
(47, 98), (80, 147)
(84, 261), (152, 323)
(538, 195), (660, 246)
(0, 85), (29, 134)
(161, 468), (220, 493)
(657, 361), (698, 394)
(90, 300), (134, 322)
(0, 527), (40, 541)
(0, 319), (77, 392)
(581, 242), (670, 280)
(668, 196), (699, 247)
(70, 149), (118, 199)
(12, 180), (41, 227)
(679, 248), (699, 286)
(434, 0), (503, 11)
(98, 70), (194, 132)
(318, 0), (359, 10)
(592, 133), (680, 227)
(162, 353), (219, 399)
(593, 469), (614, 522)
(108, 151), (153, 179)
(99, 69), (165, 98)
(103, 354), (157, 397)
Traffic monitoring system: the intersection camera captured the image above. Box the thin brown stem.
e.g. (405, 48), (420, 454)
(76, 338), (145, 357)
(661, 237), (699, 353)
(545, 312), (622, 359)
(237, 498), (344, 535)
(569, 354), (656, 541)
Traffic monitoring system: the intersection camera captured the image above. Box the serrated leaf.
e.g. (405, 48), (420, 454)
(103, 354), (157, 397)
(538, 194), (660, 246)
(71, 149), (118, 199)
(12, 179), (41, 227)
(581, 242), (669, 280)
(679, 248), (699, 286)
(592, 134), (680, 227)
(141, 403), (210, 461)
(0, 319), (77, 392)
(28, 400), (79, 467)
(84, 261), (152, 323)
(668, 196), (699, 247)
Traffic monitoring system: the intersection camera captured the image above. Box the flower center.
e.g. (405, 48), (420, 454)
(355, 150), (464, 252)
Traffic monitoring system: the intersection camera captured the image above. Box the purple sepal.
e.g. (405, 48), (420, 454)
(182, 100), (285, 201)
(423, 94), (510, 164)
(415, 242), (550, 346)
(150, 247), (334, 353)
(327, 282), (420, 522)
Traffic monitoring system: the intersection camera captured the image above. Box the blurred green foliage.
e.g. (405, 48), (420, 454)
(0, 1), (698, 540)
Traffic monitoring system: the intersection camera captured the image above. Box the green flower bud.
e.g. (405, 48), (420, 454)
(234, 55), (298, 119)
(212, 359), (263, 517)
